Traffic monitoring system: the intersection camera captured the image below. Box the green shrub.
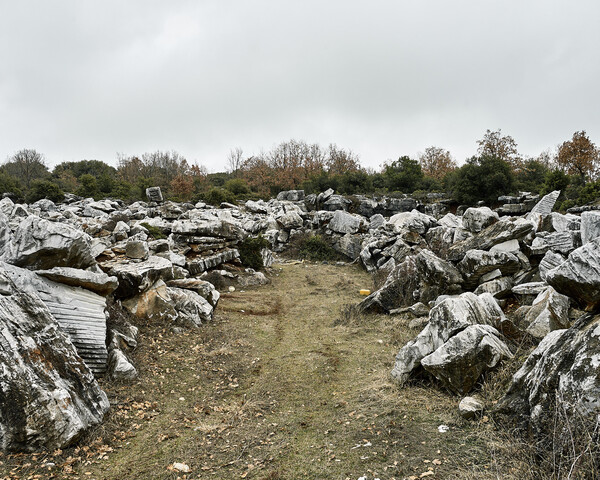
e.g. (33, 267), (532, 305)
(223, 178), (250, 195)
(383, 156), (424, 193)
(140, 222), (166, 240)
(447, 155), (514, 205)
(26, 180), (64, 203)
(0, 171), (22, 198)
(76, 173), (99, 198)
(515, 159), (551, 194)
(238, 235), (270, 270)
(202, 187), (237, 206)
(540, 169), (570, 197)
(297, 234), (340, 261)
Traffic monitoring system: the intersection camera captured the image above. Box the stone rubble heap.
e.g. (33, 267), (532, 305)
(1, 186), (600, 450)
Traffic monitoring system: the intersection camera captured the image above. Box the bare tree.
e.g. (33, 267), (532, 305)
(418, 146), (457, 180)
(3, 149), (48, 187)
(227, 147), (244, 177)
(326, 144), (360, 174)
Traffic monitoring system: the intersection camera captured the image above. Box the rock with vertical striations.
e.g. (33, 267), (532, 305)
(0, 269), (109, 452)
(1, 262), (110, 374)
(527, 190), (561, 220)
(538, 251), (566, 282)
(581, 211), (600, 245)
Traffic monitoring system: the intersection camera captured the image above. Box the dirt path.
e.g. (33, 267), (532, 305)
(0, 263), (529, 480)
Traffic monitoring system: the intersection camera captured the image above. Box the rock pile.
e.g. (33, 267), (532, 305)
(1, 185), (600, 451)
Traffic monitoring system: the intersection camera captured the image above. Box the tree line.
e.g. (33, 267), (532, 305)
(1, 129), (599, 209)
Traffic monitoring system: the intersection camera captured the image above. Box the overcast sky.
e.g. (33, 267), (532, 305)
(1, 1), (598, 172)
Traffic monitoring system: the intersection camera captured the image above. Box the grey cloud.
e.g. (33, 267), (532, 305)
(0, 0), (599, 171)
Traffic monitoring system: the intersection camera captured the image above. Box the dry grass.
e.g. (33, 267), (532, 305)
(0, 262), (563, 480)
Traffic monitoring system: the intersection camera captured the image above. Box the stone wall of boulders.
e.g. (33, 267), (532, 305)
(1, 185), (600, 451)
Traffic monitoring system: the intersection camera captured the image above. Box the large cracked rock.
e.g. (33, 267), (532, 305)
(447, 218), (533, 262)
(168, 287), (214, 327)
(103, 256), (174, 299)
(391, 292), (505, 384)
(389, 210), (437, 234)
(2, 215), (96, 270)
(495, 313), (600, 435)
(421, 324), (513, 395)
(327, 210), (363, 234)
(457, 249), (520, 288)
(462, 207), (499, 233)
(171, 218), (244, 240)
(524, 287), (570, 339)
(545, 238), (600, 310)
(0, 271), (109, 452)
(359, 249), (463, 313)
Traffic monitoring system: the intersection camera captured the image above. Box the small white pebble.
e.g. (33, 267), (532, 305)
(173, 462), (190, 473)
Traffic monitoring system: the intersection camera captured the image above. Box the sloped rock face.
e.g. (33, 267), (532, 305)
(538, 251), (566, 282)
(524, 287), (570, 339)
(0, 213), (10, 256)
(35, 267), (118, 296)
(359, 249), (463, 313)
(328, 210), (363, 234)
(2, 216), (95, 270)
(527, 190), (561, 219)
(391, 292), (505, 384)
(168, 287), (214, 327)
(495, 314), (600, 433)
(166, 278), (220, 307)
(0, 272), (109, 452)
(457, 249), (520, 288)
(122, 280), (178, 323)
(447, 218), (533, 262)
(2, 263), (109, 375)
(421, 324), (512, 395)
(545, 238), (600, 310)
(581, 210), (600, 245)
